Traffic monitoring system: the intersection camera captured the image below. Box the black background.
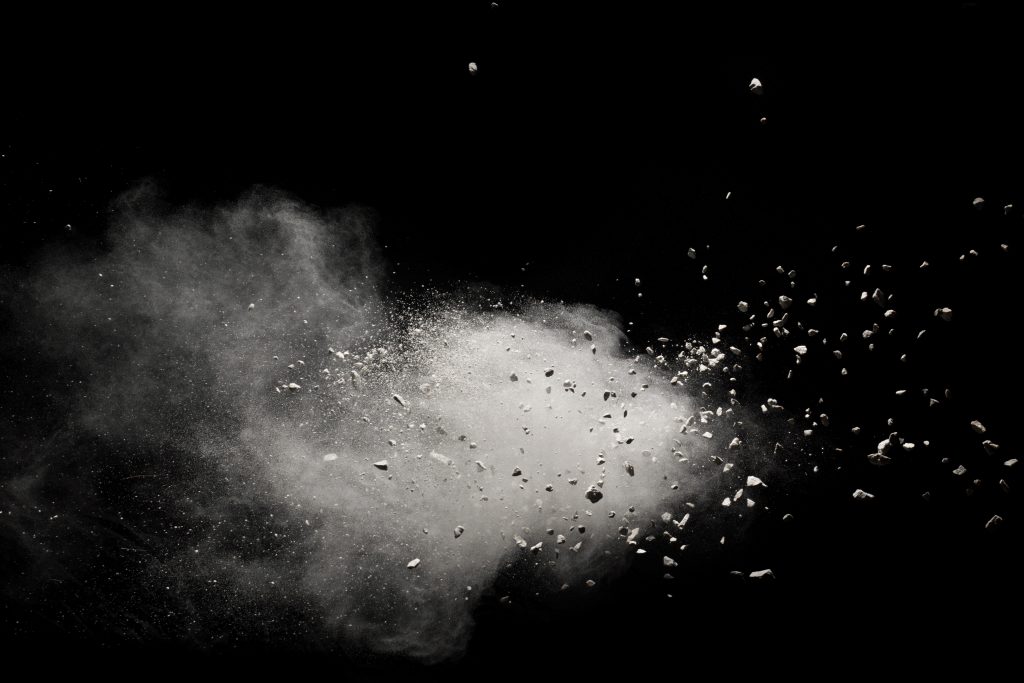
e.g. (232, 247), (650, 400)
(2, 1), (1022, 677)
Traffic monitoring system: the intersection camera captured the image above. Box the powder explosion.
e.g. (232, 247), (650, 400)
(3, 188), (782, 661)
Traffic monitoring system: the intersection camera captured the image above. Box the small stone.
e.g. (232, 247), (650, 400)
(373, 460), (389, 471)
(407, 558), (421, 569)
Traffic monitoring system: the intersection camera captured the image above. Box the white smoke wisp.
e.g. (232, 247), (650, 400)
(13, 187), (750, 662)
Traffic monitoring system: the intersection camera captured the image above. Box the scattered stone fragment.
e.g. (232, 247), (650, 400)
(970, 420), (986, 434)
(935, 308), (953, 322)
(983, 440), (1000, 455)
(585, 485), (603, 503)
(468, 62), (478, 75)
(985, 514), (1002, 530)
(749, 569), (775, 580)
(407, 558), (421, 569)
(663, 556), (678, 568)
(509, 372), (519, 382)
(749, 77), (763, 94)
(392, 394), (407, 407)
(287, 383), (301, 392)
(323, 453), (338, 462)
(583, 330), (593, 341)
(852, 489), (875, 500)
(373, 460), (389, 471)
(454, 525), (465, 538)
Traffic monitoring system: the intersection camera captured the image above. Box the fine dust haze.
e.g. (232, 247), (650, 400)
(3, 187), (770, 661)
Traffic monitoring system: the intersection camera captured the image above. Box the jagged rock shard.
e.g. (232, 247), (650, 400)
(852, 489), (875, 500)
(392, 394), (407, 407)
(323, 453), (338, 462)
(585, 485), (603, 503)
(454, 525), (465, 538)
(749, 77), (764, 95)
(373, 460), (389, 471)
(749, 569), (775, 580)
(407, 558), (421, 569)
